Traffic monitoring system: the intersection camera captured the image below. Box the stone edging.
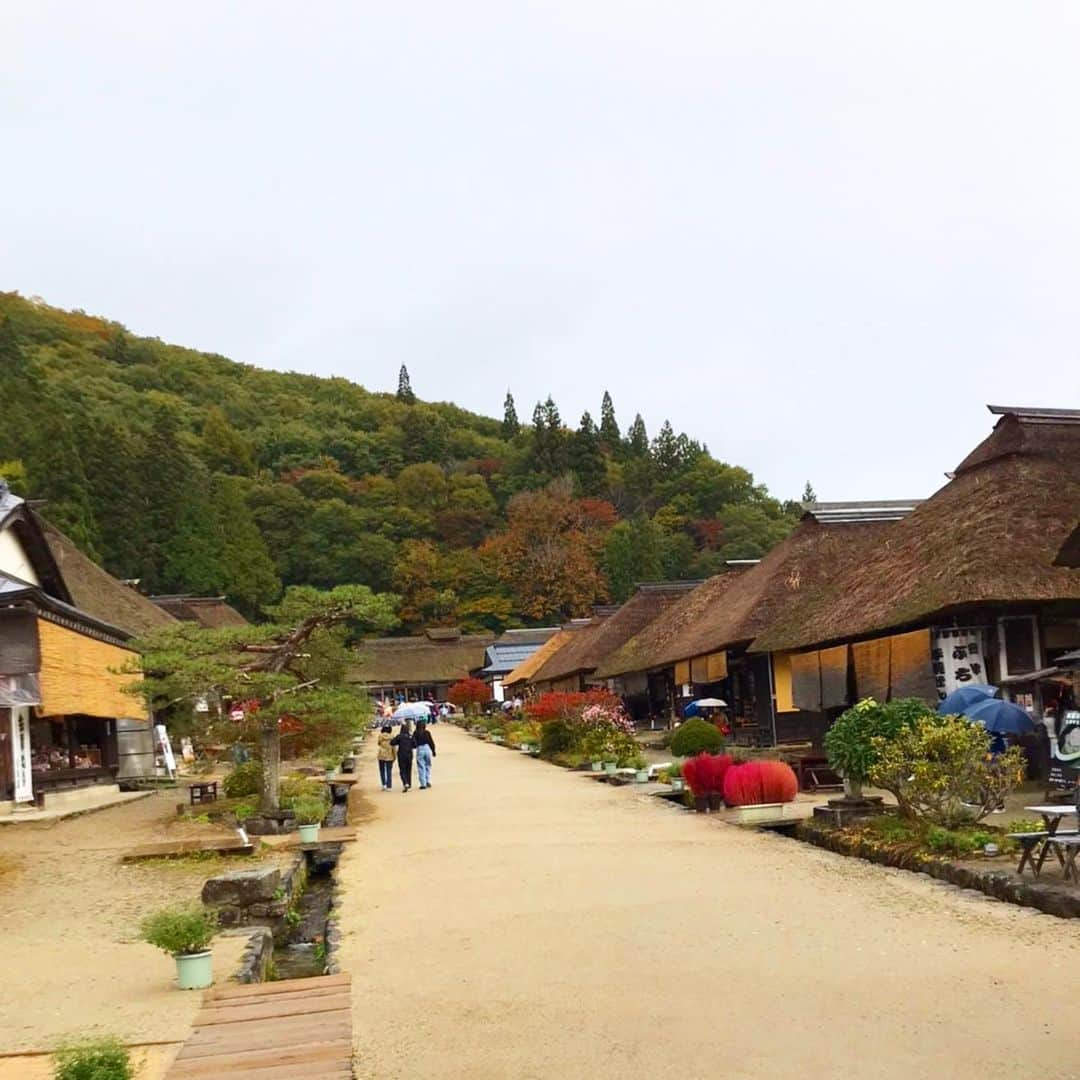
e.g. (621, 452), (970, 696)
(221, 925), (274, 983)
(795, 819), (1080, 920)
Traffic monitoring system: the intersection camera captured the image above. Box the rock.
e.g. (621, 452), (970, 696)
(202, 866), (282, 907)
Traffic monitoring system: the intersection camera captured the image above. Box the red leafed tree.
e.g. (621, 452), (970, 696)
(525, 690), (620, 724)
(447, 677), (490, 714)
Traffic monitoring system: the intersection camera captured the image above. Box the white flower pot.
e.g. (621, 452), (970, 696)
(635, 770), (649, 783)
(175, 950), (213, 990)
(591, 761), (603, 772)
(297, 823), (320, 843)
(670, 778), (685, 793)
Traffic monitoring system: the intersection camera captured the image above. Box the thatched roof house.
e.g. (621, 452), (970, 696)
(752, 408), (1080, 656)
(503, 629), (576, 692)
(149, 595), (248, 629)
(1056, 523), (1080, 568)
(349, 628), (496, 700)
(598, 505), (915, 678)
(532, 584), (701, 691)
(479, 627), (560, 683)
(42, 522), (176, 637)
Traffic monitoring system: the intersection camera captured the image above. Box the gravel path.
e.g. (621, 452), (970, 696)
(338, 725), (1080, 1079)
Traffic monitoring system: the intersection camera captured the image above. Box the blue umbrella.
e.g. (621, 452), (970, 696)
(963, 697), (1035, 735)
(937, 684), (998, 715)
(392, 702), (432, 721)
(682, 702), (701, 718)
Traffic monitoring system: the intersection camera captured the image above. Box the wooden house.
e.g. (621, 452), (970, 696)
(1, 484), (163, 810)
(349, 627), (496, 704)
(502, 630), (577, 697)
(478, 627), (559, 701)
(596, 505), (918, 743)
(149, 594), (249, 628)
(750, 406), (1080, 749)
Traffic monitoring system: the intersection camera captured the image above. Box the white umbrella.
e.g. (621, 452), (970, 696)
(692, 698), (728, 708)
(392, 702), (431, 720)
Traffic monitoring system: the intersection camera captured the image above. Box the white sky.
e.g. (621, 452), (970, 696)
(4, 2), (1079, 503)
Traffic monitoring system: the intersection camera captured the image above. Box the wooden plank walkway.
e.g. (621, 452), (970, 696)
(261, 826), (358, 850)
(165, 973), (354, 1079)
(121, 836), (255, 862)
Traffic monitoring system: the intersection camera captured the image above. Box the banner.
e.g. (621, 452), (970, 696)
(930, 628), (987, 704)
(11, 706), (33, 803)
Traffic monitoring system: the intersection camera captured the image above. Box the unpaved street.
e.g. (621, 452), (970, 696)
(339, 725), (1080, 1079)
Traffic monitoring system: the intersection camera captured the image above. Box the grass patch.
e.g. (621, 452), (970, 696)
(847, 813), (1015, 861)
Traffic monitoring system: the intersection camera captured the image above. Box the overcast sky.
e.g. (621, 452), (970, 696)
(4, 2), (1079, 503)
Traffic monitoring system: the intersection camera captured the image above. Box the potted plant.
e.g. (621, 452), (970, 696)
(141, 905), (216, 990)
(722, 760), (798, 823)
(293, 797), (326, 843)
(633, 757), (650, 783)
(603, 761), (618, 775)
(683, 753), (733, 811)
(668, 761), (685, 793)
(591, 760), (603, 772)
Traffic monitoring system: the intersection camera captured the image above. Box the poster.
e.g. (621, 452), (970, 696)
(931, 628), (987, 703)
(1047, 709), (1080, 789)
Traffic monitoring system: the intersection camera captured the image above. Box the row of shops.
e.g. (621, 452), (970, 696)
(0, 483), (177, 810)
(503, 405), (1080, 782)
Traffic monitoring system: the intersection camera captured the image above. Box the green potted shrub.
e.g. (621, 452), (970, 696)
(668, 761), (685, 793)
(293, 796), (326, 843)
(140, 906), (216, 990)
(54, 1036), (133, 1080)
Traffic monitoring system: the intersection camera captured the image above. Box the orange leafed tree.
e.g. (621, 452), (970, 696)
(481, 482), (613, 620)
(447, 677), (490, 714)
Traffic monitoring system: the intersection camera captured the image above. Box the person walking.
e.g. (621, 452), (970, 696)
(414, 720), (437, 789)
(391, 721), (416, 792)
(377, 724), (395, 791)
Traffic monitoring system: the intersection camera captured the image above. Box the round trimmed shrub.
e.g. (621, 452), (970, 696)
(670, 717), (725, 757)
(222, 759), (261, 798)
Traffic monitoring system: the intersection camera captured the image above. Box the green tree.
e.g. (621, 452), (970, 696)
(802, 481), (817, 503)
(201, 406), (255, 475)
(133, 585), (397, 811)
(626, 413), (649, 457)
(599, 391), (620, 450)
(502, 391), (520, 438)
(396, 364), (416, 403)
(570, 411), (607, 497)
(603, 515), (665, 601)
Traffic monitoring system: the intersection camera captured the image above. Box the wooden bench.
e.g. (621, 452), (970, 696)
(189, 781), (218, 805)
(1049, 835), (1080, 883)
(1008, 830), (1080, 877)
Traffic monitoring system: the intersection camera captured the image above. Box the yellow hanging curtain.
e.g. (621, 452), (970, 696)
(706, 651), (728, 681)
(674, 660), (691, 685)
(790, 650), (822, 711)
(690, 656), (709, 683)
(772, 652), (798, 712)
(37, 620), (146, 719)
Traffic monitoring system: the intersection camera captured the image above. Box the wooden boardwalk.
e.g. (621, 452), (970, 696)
(166, 973), (353, 1079)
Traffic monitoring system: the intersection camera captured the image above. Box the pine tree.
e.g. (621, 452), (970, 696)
(651, 420), (680, 475)
(502, 391), (520, 438)
(802, 481), (817, 503)
(599, 391), (620, 449)
(396, 364), (416, 404)
(570, 412), (606, 495)
(626, 414), (649, 457)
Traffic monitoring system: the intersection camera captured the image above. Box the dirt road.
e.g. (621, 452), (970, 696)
(339, 725), (1080, 1079)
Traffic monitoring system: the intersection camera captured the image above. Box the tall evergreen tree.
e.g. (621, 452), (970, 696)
(599, 391), (620, 449)
(570, 412), (606, 496)
(626, 414), (649, 457)
(802, 481), (817, 503)
(502, 391), (520, 438)
(396, 364), (416, 404)
(651, 420), (681, 475)
(141, 406), (199, 589)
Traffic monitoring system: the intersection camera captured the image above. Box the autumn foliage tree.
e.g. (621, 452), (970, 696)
(482, 480), (614, 620)
(447, 677), (490, 715)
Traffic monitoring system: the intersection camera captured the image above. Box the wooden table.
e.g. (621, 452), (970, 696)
(785, 753), (843, 793)
(1023, 805), (1079, 875)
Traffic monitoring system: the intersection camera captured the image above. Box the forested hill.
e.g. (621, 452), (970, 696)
(0, 292), (801, 630)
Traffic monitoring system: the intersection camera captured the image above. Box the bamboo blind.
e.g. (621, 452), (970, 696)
(790, 651), (822, 711)
(37, 619), (147, 719)
(819, 645), (850, 709)
(690, 656), (709, 683)
(674, 660), (691, 685)
(887, 629), (936, 703)
(706, 651), (728, 681)
(853, 638), (890, 701)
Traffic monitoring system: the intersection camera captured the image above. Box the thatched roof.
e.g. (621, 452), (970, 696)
(533, 583), (701, 684)
(149, 595), (248, 629)
(503, 629), (576, 689)
(752, 410), (1080, 654)
(41, 521), (176, 637)
(1056, 523), (1080, 568)
(598, 515), (898, 676)
(349, 632), (495, 685)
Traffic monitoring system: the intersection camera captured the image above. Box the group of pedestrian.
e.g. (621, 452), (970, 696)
(377, 719), (436, 792)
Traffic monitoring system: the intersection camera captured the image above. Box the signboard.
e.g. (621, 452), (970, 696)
(931, 628), (987, 703)
(1047, 709), (1080, 789)
(229, 707), (246, 723)
(155, 724), (177, 778)
(11, 706), (33, 804)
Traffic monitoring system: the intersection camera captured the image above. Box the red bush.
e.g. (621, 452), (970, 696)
(682, 753), (733, 796)
(525, 690), (619, 724)
(447, 677), (489, 711)
(722, 761), (798, 806)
